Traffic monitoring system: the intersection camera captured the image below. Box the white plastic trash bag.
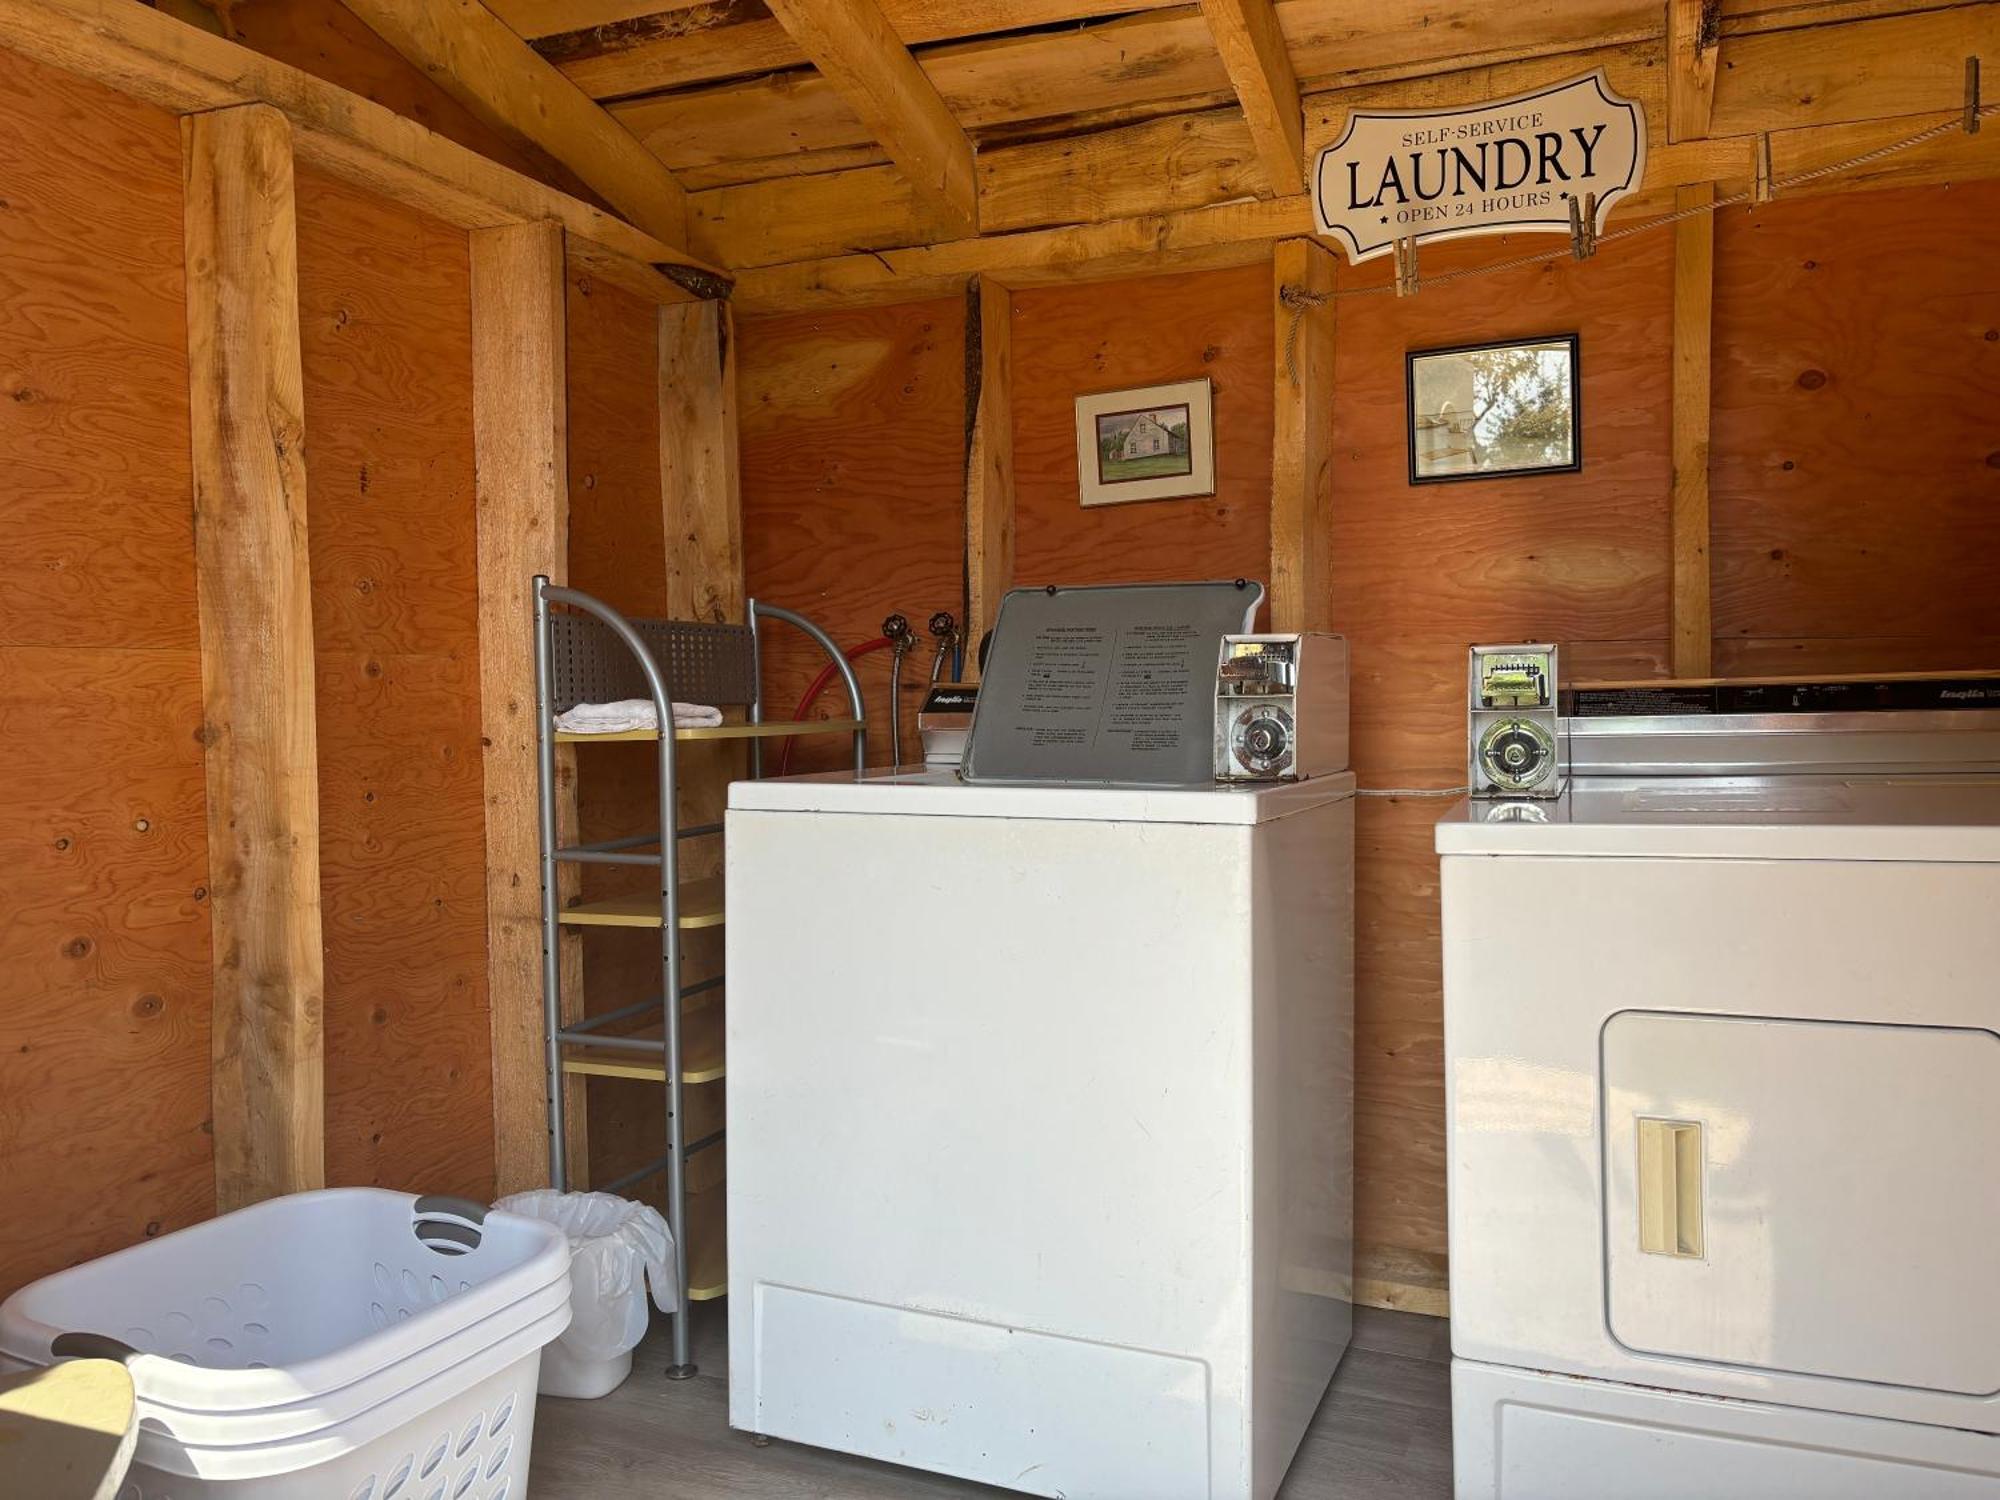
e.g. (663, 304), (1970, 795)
(495, 1190), (676, 1398)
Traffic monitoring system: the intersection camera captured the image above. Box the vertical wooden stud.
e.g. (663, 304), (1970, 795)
(964, 275), (1014, 665)
(659, 295), (744, 1028)
(1271, 238), (1336, 634)
(182, 103), (326, 1212)
(472, 219), (576, 1197)
(1670, 183), (1715, 679)
(661, 299), (745, 626)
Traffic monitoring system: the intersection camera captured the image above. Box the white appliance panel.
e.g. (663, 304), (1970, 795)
(726, 781), (1354, 1500)
(1603, 1012), (2000, 1396)
(1453, 1360), (2000, 1499)
(751, 1283), (1211, 1500)
(1442, 848), (2000, 1432)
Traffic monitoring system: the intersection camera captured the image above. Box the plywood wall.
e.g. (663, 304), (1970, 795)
(731, 181), (2000, 1314)
(0, 53), (213, 1293)
(1012, 265), (1273, 594)
(1711, 180), (2000, 674)
(296, 168), (494, 1201)
(1327, 231), (1676, 1304)
(0, 44), (507, 1291)
(739, 298), (968, 773)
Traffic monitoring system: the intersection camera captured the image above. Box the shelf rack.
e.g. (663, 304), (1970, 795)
(531, 576), (864, 1379)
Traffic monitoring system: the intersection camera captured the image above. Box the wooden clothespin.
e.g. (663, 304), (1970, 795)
(1393, 235), (1420, 297)
(1568, 191), (1598, 260)
(1753, 133), (1774, 204)
(1968, 56), (1983, 135)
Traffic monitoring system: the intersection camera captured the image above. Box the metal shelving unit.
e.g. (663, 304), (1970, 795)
(531, 575), (864, 1379)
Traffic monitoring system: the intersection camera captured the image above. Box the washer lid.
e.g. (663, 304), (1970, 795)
(728, 767), (1354, 823)
(1434, 776), (2000, 860)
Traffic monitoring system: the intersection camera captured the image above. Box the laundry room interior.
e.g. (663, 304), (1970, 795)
(0, 0), (1996, 1496)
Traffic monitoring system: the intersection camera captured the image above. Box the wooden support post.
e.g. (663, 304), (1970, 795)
(1270, 238), (1336, 634)
(472, 219), (577, 1197)
(182, 103), (326, 1213)
(661, 299), (745, 627)
(1668, 0), (1720, 144)
(1670, 183), (1716, 678)
(964, 275), (1015, 667)
(659, 297), (744, 1072)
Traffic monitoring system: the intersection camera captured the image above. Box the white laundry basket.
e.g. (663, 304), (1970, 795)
(0, 1189), (570, 1500)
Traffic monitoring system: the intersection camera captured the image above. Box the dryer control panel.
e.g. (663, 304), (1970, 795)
(1470, 643), (1565, 798)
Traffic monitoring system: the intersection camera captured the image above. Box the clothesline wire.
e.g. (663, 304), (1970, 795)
(1281, 100), (1999, 384)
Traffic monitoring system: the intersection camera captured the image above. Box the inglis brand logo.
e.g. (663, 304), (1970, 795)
(1312, 71), (1646, 262)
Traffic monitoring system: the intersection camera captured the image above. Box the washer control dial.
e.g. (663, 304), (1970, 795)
(1230, 705), (1296, 777)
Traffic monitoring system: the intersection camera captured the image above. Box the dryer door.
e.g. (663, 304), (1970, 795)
(1602, 1011), (2000, 1396)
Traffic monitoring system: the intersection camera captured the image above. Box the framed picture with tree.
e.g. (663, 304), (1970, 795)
(1405, 335), (1580, 484)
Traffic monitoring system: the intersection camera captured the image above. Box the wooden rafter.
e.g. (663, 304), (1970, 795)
(529, 0), (1179, 97)
(1200, 0), (1305, 195)
(760, 0), (980, 237)
(1668, 0), (1720, 143)
(334, 0), (691, 248)
(731, 93), (2000, 310)
(0, 0), (721, 303)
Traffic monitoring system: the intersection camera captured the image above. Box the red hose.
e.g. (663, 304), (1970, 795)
(777, 637), (891, 775)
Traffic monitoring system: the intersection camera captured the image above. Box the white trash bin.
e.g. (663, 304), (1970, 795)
(494, 1191), (677, 1399)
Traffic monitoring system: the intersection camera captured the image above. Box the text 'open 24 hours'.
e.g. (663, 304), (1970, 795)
(1311, 71), (1647, 263)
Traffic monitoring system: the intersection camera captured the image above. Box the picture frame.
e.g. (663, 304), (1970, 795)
(1073, 377), (1216, 506)
(1406, 334), (1581, 484)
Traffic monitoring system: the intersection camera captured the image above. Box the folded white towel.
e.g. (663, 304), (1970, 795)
(554, 699), (724, 734)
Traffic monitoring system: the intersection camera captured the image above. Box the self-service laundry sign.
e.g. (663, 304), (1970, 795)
(1312, 70), (1646, 262)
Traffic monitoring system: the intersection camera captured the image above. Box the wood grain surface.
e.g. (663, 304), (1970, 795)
(297, 167), (495, 1202)
(1710, 181), (2000, 663)
(183, 103), (327, 1214)
(227, 0), (598, 201)
(1011, 263), (1274, 597)
(562, 259), (713, 1200)
(739, 298), (969, 773)
(0, 52), (213, 1295)
(471, 219), (574, 1195)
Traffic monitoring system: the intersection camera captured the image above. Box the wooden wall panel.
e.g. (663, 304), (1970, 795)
(1011, 265), (1273, 597)
(738, 298), (967, 772)
(1330, 233), (1675, 1304)
(295, 167), (494, 1200)
(562, 261), (678, 1191)
(1711, 181), (2000, 666)
(0, 51), (212, 1293)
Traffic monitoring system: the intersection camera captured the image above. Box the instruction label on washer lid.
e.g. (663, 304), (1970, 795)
(963, 582), (1264, 786)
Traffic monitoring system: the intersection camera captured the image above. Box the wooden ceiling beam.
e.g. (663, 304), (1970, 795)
(1710, 3), (2000, 134)
(334, 0), (691, 248)
(1199, 0), (1305, 194)
(606, 0), (1651, 174)
(0, 0), (718, 303)
(1668, 0), (1720, 142)
(760, 0), (980, 236)
(731, 100), (2000, 312)
(534, 0), (1181, 98)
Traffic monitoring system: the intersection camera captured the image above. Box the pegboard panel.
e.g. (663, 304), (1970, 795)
(546, 612), (758, 713)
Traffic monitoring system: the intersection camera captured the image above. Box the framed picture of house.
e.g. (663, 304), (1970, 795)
(1406, 334), (1580, 484)
(1073, 377), (1216, 506)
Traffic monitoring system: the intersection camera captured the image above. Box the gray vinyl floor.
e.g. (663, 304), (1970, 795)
(531, 1301), (1453, 1498)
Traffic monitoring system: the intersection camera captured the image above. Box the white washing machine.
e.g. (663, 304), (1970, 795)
(724, 768), (1355, 1500)
(1437, 682), (2000, 1498)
